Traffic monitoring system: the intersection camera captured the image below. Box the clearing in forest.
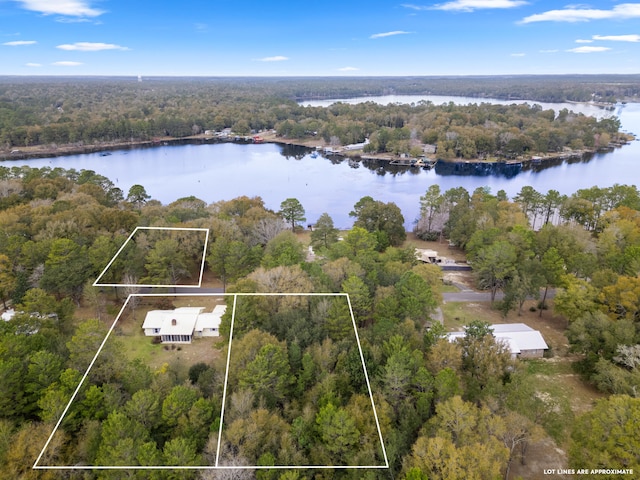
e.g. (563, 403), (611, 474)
(33, 292), (388, 472)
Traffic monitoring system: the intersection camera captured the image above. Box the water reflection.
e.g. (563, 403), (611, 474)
(434, 161), (522, 178)
(264, 132), (626, 181)
(8, 98), (639, 230)
(280, 144), (308, 160)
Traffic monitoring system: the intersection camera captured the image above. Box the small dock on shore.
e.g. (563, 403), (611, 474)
(390, 158), (421, 167)
(364, 156), (438, 169)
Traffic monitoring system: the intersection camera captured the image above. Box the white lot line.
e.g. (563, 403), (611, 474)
(93, 226), (209, 288)
(34, 292), (389, 471)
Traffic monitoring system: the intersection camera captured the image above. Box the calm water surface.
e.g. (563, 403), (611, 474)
(10, 96), (640, 229)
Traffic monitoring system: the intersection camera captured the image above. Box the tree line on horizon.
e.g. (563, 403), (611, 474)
(1, 166), (640, 477)
(0, 77), (635, 159)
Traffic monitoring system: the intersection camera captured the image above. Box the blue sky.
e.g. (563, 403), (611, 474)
(1, 0), (640, 76)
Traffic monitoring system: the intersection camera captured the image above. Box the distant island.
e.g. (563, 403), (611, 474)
(1, 75), (638, 163)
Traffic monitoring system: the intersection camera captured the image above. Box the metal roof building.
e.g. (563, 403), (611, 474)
(448, 323), (548, 358)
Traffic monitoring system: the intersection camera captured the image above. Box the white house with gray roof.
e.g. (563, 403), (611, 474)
(142, 305), (226, 343)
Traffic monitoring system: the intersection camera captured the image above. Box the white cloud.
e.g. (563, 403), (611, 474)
(510, 52), (526, 57)
(338, 66), (359, 71)
(56, 42), (129, 51)
(52, 61), (83, 66)
(257, 56), (288, 62)
(401, 3), (430, 10)
(575, 39), (593, 43)
(15, 0), (104, 17)
(26, 63), (41, 67)
(567, 46), (612, 53)
(2, 40), (37, 46)
(370, 31), (412, 39)
(429, 0), (528, 12)
(55, 17), (93, 23)
(520, 3), (640, 23)
(593, 34), (640, 42)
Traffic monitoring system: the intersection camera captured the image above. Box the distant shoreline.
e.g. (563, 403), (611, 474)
(0, 130), (634, 168)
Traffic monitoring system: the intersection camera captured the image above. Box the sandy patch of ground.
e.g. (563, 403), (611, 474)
(153, 337), (224, 370)
(510, 437), (569, 480)
(405, 234), (469, 263)
(442, 270), (476, 290)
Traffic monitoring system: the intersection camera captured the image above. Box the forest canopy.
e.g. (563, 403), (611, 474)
(1, 162), (640, 477)
(0, 75), (636, 156)
(1, 72), (640, 480)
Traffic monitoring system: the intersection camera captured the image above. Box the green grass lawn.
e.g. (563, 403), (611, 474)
(115, 328), (224, 379)
(524, 358), (574, 375)
(441, 301), (502, 331)
(116, 329), (167, 367)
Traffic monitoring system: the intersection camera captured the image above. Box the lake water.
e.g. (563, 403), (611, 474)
(7, 96), (640, 229)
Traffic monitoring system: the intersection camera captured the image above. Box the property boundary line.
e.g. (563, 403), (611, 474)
(215, 293), (236, 468)
(93, 226), (209, 288)
(34, 292), (389, 471)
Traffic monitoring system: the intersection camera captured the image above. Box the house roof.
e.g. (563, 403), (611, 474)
(415, 248), (439, 260)
(491, 323), (549, 351)
(142, 307), (205, 336)
(161, 312), (200, 336)
(143, 306), (226, 337)
(491, 323), (535, 333)
(194, 305), (226, 332)
(447, 323), (548, 354)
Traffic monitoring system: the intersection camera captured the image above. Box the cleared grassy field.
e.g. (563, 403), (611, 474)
(112, 295), (227, 373)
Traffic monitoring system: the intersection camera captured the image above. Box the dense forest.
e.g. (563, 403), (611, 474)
(0, 76), (637, 159)
(1, 164), (640, 478)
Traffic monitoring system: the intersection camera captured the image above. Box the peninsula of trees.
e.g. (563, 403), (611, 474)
(0, 76), (636, 161)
